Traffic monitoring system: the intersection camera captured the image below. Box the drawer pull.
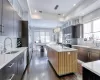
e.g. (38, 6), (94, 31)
(8, 63), (14, 68)
(7, 74), (15, 80)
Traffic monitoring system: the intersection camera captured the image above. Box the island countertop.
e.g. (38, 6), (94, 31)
(46, 44), (77, 52)
(82, 60), (100, 76)
(0, 47), (27, 69)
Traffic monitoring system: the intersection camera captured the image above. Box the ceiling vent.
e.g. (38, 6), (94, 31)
(54, 5), (59, 10)
(39, 11), (42, 13)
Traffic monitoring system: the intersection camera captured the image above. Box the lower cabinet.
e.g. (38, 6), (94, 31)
(89, 49), (100, 62)
(83, 67), (100, 80)
(73, 46), (100, 62)
(1, 52), (25, 80)
(17, 53), (24, 80)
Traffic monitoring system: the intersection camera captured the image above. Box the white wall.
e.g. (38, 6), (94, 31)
(83, 8), (100, 23)
(0, 36), (17, 53)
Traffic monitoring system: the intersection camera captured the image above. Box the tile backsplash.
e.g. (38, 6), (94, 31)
(77, 38), (100, 47)
(0, 36), (17, 53)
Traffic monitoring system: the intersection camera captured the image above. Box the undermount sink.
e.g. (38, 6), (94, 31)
(6, 51), (19, 54)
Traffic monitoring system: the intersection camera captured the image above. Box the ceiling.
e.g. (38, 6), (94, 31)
(27, 0), (81, 15)
(17, 0), (28, 12)
(17, 0), (100, 28)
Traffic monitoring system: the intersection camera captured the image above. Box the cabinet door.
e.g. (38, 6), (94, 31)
(13, 11), (21, 38)
(78, 47), (89, 62)
(17, 53), (24, 80)
(0, 0), (2, 34)
(2, 0), (14, 36)
(2, 60), (16, 80)
(0, 69), (2, 80)
(89, 49), (100, 62)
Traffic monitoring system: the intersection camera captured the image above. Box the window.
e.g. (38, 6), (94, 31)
(34, 32), (40, 43)
(40, 32), (45, 43)
(83, 18), (100, 40)
(46, 32), (50, 43)
(93, 19), (100, 32)
(34, 31), (51, 43)
(84, 22), (92, 34)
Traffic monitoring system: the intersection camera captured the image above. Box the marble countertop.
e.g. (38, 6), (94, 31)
(46, 44), (77, 52)
(82, 60), (100, 76)
(0, 47), (27, 70)
(73, 45), (100, 50)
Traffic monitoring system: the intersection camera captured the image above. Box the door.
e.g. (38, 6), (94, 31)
(2, 0), (14, 36)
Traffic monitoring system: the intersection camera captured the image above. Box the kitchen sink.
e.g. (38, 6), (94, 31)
(6, 51), (19, 54)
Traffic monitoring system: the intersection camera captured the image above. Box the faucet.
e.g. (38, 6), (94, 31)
(4, 37), (12, 52)
(0, 43), (3, 54)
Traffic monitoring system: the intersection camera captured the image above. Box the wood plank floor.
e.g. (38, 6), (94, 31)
(22, 52), (82, 80)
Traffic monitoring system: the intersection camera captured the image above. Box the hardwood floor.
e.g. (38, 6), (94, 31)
(22, 51), (82, 80)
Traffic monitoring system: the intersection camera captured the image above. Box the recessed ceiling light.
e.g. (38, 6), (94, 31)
(63, 14), (65, 16)
(82, 13), (84, 15)
(73, 4), (76, 6)
(35, 10), (37, 12)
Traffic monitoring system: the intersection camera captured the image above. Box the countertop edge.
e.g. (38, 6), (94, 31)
(0, 47), (28, 70)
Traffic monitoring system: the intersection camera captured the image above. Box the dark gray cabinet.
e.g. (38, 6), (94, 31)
(72, 24), (83, 38)
(17, 53), (24, 80)
(0, 52), (25, 80)
(83, 67), (100, 80)
(2, 59), (17, 80)
(0, 69), (3, 79)
(63, 24), (83, 38)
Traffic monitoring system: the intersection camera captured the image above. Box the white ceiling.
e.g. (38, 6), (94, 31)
(27, 0), (81, 14)
(17, 0), (100, 28)
(17, 0), (29, 12)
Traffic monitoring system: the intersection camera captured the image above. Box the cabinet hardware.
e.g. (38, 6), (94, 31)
(0, 25), (2, 32)
(7, 74), (15, 80)
(8, 63), (14, 68)
(2, 25), (4, 33)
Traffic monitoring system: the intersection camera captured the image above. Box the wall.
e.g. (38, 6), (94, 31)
(83, 8), (100, 23)
(0, 36), (17, 53)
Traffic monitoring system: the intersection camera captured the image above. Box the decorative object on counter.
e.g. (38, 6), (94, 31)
(17, 38), (22, 47)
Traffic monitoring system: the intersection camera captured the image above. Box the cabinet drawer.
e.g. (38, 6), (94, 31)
(2, 60), (16, 80)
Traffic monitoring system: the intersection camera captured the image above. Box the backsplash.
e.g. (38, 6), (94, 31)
(0, 36), (17, 53)
(77, 38), (100, 47)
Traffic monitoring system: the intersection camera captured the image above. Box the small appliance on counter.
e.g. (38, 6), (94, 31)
(17, 38), (22, 48)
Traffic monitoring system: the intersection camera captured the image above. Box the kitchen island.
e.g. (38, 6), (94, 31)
(83, 60), (100, 80)
(46, 44), (78, 76)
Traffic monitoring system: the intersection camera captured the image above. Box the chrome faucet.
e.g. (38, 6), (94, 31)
(0, 43), (3, 54)
(4, 37), (12, 52)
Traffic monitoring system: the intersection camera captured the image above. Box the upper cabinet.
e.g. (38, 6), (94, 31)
(0, 0), (21, 37)
(13, 11), (21, 38)
(0, 0), (2, 35)
(2, 0), (14, 36)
